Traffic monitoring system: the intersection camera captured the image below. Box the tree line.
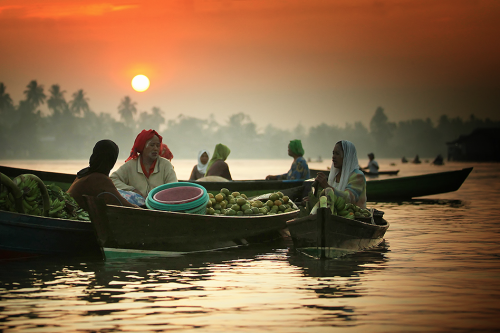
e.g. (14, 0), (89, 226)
(1, 80), (499, 161)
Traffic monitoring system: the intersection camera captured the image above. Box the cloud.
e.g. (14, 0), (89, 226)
(1, 3), (138, 19)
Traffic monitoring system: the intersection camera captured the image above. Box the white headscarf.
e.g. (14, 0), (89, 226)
(197, 149), (210, 174)
(327, 140), (360, 190)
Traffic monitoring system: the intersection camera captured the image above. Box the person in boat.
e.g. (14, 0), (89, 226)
(362, 152), (379, 174)
(402, 156), (408, 163)
(412, 154), (421, 164)
(266, 139), (310, 180)
(313, 140), (367, 208)
(432, 154), (444, 165)
(204, 143), (232, 180)
(67, 140), (139, 210)
(160, 143), (173, 161)
(189, 149), (210, 180)
(110, 129), (178, 200)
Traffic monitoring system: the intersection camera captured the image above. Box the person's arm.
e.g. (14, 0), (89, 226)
(163, 160), (178, 183)
(110, 163), (136, 192)
(224, 162), (232, 180)
(335, 171), (366, 206)
(189, 165), (198, 180)
(101, 177), (139, 208)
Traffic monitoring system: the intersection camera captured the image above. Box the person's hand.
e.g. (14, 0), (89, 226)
(315, 172), (329, 189)
(132, 189), (144, 198)
(266, 175), (277, 180)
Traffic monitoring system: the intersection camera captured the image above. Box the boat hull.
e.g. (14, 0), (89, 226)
(85, 195), (299, 253)
(287, 207), (389, 259)
(0, 210), (103, 260)
(309, 168), (399, 178)
(366, 167), (473, 201)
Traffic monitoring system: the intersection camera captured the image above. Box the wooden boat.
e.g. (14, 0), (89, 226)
(84, 195), (300, 253)
(0, 165), (473, 202)
(366, 167), (473, 201)
(0, 209), (103, 261)
(287, 207), (389, 259)
(0, 165), (305, 196)
(309, 168), (399, 178)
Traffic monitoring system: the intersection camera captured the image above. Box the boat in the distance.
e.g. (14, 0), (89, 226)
(365, 167), (473, 201)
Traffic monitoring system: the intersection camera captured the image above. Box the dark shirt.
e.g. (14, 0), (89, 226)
(67, 173), (137, 211)
(189, 165), (205, 180)
(205, 159), (232, 180)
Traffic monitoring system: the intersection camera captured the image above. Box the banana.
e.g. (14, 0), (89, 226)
(23, 199), (34, 212)
(49, 204), (65, 216)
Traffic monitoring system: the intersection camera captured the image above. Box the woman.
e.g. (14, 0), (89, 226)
(205, 144), (232, 180)
(189, 149), (210, 180)
(315, 140), (367, 208)
(110, 129), (178, 199)
(266, 139), (310, 180)
(67, 140), (139, 210)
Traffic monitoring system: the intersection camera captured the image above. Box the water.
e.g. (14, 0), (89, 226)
(1, 159), (500, 332)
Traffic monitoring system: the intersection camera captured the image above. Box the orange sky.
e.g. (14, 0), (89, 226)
(1, 0), (499, 130)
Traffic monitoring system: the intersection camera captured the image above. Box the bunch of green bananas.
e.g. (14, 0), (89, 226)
(46, 184), (90, 221)
(308, 187), (372, 220)
(12, 174), (44, 216)
(0, 185), (16, 212)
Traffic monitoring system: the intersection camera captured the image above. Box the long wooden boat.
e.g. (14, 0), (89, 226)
(84, 195), (299, 253)
(0, 165), (305, 196)
(287, 207), (389, 259)
(366, 167), (473, 201)
(309, 168), (399, 178)
(0, 165), (473, 202)
(0, 209), (103, 261)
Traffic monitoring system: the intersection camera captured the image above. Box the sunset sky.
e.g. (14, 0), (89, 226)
(1, 0), (499, 130)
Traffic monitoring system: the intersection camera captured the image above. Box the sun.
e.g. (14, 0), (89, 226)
(131, 75), (150, 92)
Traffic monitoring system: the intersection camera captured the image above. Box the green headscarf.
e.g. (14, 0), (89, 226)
(289, 139), (304, 156)
(205, 144), (231, 176)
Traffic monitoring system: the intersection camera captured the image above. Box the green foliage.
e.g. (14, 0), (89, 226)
(1, 81), (500, 160)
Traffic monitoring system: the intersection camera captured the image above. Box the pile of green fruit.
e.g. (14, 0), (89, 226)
(0, 172), (90, 221)
(46, 184), (90, 220)
(324, 193), (372, 220)
(205, 188), (298, 216)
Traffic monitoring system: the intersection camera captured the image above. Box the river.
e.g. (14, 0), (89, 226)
(0, 158), (499, 332)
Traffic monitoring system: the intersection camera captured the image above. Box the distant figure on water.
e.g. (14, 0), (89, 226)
(189, 149), (210, 180)
(111, 129), (178, 203)
(310, 140), (366, 208)
(362, 152), (379, 174)
(205, 144), (232, 180)
(402, 156), (408, 163)
(412, 155), (421, 164)
(432, 154), (444, 165)
(266, 139), (310, 181)
(67, 140), (139, 210)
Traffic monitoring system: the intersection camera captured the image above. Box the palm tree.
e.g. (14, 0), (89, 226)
(118, 96), (137, 128)
(0, 83), (13, 109)
(70, 89), (90, 116)
(47, 84), (68, 116)
(23, 80), (46, 108)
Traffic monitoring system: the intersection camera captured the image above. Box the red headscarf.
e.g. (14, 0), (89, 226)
(125, 129), (163, 162)
(160, 143), (173, 161)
